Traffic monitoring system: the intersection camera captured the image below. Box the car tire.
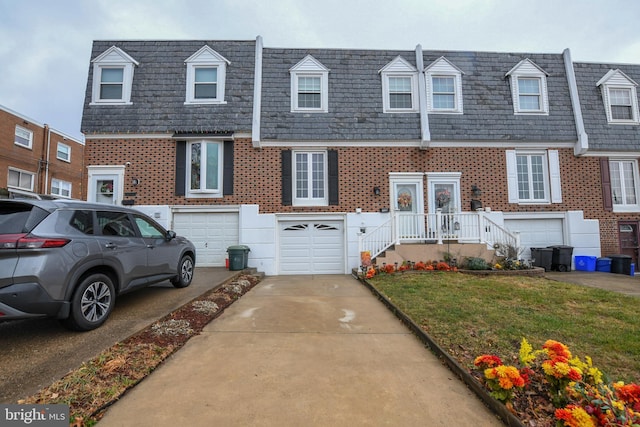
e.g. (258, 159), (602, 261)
(62, 273), (115, 331)
(171, 254), (194, 288)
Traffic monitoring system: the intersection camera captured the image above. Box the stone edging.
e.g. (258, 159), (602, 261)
(359, 277), (525, 427)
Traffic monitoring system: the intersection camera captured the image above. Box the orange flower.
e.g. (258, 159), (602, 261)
(543, 340), (572, 360)
(474, 354), (503, 369)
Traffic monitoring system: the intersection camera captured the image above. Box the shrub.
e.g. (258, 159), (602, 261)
(464, 257), (489, 270)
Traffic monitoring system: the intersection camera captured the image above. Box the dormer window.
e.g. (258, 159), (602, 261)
(185, 46), (230, 105)
(379, 56), (419, 113)
(425, 57), (464, 114)
(290, 55), (329, 113)
(597, 69), (639, 124)
(505, 59), (549, 115)
(90, 46), (138, 105)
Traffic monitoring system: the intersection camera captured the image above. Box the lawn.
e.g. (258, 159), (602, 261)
(368, 272), (640, 384)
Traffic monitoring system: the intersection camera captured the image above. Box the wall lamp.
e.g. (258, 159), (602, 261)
(132, 178), (140, 186)
(373, 186), (381, 196)
(471, 185), (481, 198)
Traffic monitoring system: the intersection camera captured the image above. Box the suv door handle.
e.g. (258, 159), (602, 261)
(146, 244), (155, 249)
(105, 243), (117, 249)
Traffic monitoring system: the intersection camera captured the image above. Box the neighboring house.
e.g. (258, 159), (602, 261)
(0, 104), (85, 200)
(80, 37), (639, 275)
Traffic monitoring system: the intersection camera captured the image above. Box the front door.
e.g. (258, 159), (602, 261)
(87, 166), (125, 205)
(619, 221), (639, 266)
(390, 174), (425, 240)
(427, 173), (461, 239)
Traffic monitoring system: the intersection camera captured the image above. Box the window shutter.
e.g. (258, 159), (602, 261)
(175, 141), (186, 196)
(505, 150), (519, 203)
(548, 150), (562, 203)
(328, 149), (339, 205)
(282, 150), (292, 206)
(223, 141), (234, 195)
(600, 158), (613, 211)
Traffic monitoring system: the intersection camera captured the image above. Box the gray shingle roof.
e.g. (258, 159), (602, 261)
(81, 40), (256, 134)
(574, 62), (640, 151)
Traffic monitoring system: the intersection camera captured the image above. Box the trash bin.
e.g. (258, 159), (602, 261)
(549, 245), (573, 272)
(596, 257), (611, 273)
(531, 247), (553, 271)
(610, 254), (632, 275)
(574, 255), (596, 272)
(227, 245), (250, 271)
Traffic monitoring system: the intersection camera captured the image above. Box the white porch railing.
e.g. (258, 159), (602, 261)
(359, 210), (520, 259)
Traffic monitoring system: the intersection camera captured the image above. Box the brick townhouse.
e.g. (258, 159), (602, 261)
(80, 37), (640, 275)
(1, 105), (84, 200)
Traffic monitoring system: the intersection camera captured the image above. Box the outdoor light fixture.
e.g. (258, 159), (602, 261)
(373, 186), (381, 196)
(132, 178), (140, 186)
(471, 185), (481, 197)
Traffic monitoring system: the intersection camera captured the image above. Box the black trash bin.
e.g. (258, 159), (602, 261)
(531, 247), (553, 271)
(549, 245), (573, 272)
(609, 254), (632, 275)
(227, 245), (250, 271)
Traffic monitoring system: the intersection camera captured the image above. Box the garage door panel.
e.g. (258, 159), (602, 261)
(174, 213), (239, 267)
(505, 218), (564, 259)
(279, 221), (344, 275)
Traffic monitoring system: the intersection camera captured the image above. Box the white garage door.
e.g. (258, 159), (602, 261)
(504, 218), (564, 259)
(279, 221), (345, 275)
(173, 212), (239, 267)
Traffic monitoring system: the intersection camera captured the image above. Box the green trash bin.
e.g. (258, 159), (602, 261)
(227, 245), (250, 271)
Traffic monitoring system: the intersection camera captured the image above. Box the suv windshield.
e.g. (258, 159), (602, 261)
(0, 203), (50, 234)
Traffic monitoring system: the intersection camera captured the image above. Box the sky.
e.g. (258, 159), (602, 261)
(1, 0), (639, 142)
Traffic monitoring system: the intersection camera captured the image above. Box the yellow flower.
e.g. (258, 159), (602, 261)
(519, 338), (536, 366)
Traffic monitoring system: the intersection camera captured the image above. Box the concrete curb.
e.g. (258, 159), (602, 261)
(358, 276), (525, 427)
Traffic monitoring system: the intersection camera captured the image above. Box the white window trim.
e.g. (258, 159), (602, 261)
(597, 70), (640, 125)
(185, 140), (223, 199)
(425, 57), (464, 114)
(51, 178), (72, 198)
(609, 159), (640, 212)
(380, 56), (419, 113)
(505, 59), (549, 115)
(14, 125), (33, 149)
(290, 55), (329, 113)
(8, 167), (35, 192)
(184, 46), (230, 105)
(90, 46), (138, 105)
(506, 150), (561, 204)
(292, 150), (328, 206)
(56, 142), (71, 162)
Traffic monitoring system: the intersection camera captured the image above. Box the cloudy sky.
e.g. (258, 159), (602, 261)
(1, 0), (639, 141)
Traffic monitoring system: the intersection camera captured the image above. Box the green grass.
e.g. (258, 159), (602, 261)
(369, 272), (640, 383)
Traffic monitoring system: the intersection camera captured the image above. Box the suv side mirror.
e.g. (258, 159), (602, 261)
(166, 230), (176, 241)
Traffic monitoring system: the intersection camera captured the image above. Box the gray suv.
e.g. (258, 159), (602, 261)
(0, 199), (196, 331)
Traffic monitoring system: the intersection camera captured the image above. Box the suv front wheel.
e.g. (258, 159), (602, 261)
(62, 273), (115, 331)
(171, 254), (194, 288)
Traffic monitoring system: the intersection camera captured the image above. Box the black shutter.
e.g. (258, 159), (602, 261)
(282, 150), (292, 206)
(175, 141), (186, 196)
(223, 141), (234, 195)
(600, 158), (612, 211)
(328, 149), (339, 205)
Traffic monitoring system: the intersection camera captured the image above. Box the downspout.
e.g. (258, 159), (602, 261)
(415, 44), (430, 149)
(563, 48), (588, 156)
(44, 125), (51, 194)
(252, 35), (263, 148)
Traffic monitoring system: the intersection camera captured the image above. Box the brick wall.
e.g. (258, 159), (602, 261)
(85, 137), (640, 253)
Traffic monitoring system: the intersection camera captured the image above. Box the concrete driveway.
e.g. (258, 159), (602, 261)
(99, 275), (503, 426)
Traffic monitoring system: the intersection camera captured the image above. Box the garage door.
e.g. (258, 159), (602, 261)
(504, 218), (564, 259)
(279, 221), (345, 275)
(173, 212), (239, 267)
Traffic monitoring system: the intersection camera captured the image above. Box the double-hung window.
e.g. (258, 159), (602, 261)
(57, 142), (71, 162)
(609, 160), (640, 211)
(8, 168), (34, 192)
(51, 179), (72, 198)
(425, 57), (464, 114)
(380, 56), (418, 113)
(90, 46), (138, 105)
(290, 55), (329, 112)
(15, 125), (33, 149)
(188, 141), (222, 195)
(506, 59), (549, 115)
(185, 46), (229, 105)
(597, 69), (639, 124)
(506, 150), (562, 204)
(294, 151), (327, 206)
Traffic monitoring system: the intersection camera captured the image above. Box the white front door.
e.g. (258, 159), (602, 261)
(427, 173), (461, 238)
(390, 173), (425, 240)
(87, 166), (125, 205)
